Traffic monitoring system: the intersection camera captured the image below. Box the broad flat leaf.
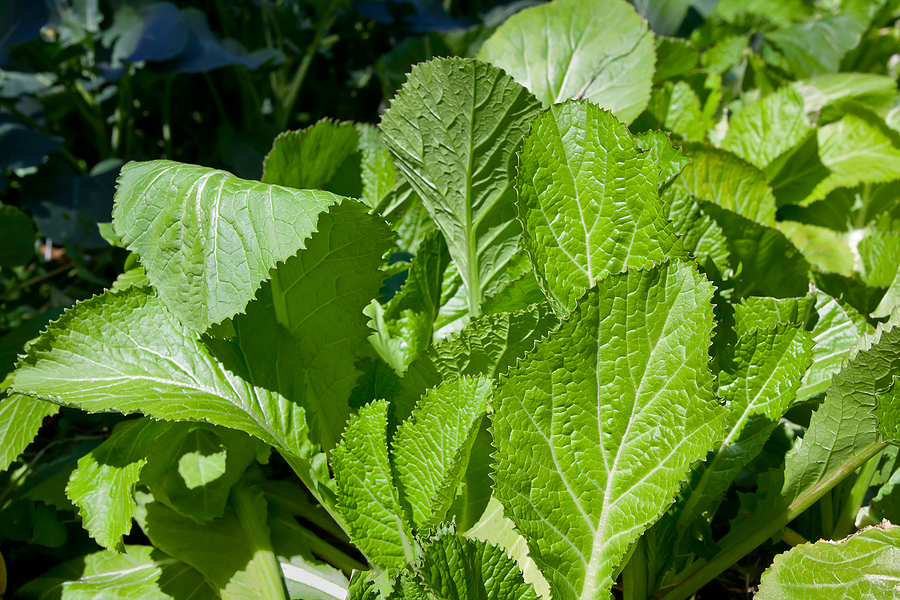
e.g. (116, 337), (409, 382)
(662, 187), (730, 275)
(733, 296), (811, 336)
(0, 393), (58, 472)
(719, 314), (900, 578)
(776, 222), (854, 277)
(431, 302), (559, 381)
(702, 202), (811, 298)
(0, 204), (34, 266)
(677, 325), (813, 534)
(112, 160), (342, 333)
(380, 57), (541, 317)
(756, 522), (900, 600)
(802, 106), (900, 205)
(673, 144), (777, 225)
(480, 267), (545, 315)
(262, 120), (359, 193)
(655, 81), (709, 141)
(701, 35), (748, 75)
(796, 291), (871, 403)
(859, 232), (900, 287)
(416, 532), (539, 600)
(465, 498), (550, 600)
(633, 0), (690, 36)
(333, 400), (413, 569)
(764, 15), (864, 78)
(721, 87), (813, 174)
(14, 545), (217, 600)
(12, 287), (314, 460)
(393, 376), (491, 528)
(135, 484), (286, 600)
(66, 418), (177, 552)
(493, 261), (724, 600)
(266, 201), (393, 451)
(148, 426), (262, 524)
(795, 73), (897, 114)
(768, 133), (830, 207)
(875, 376), (900, 441)
(653, 37), (698, 83)
(874, 272), (900, 318)
(477, 0), (654, 123)
(358, 124), (399, 209)
(516, 102), (682, 313)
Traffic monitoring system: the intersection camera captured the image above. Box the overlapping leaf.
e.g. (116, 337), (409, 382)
(493, 261), (724, 600)
(516, 102), (682, 313)
(478, 0), (654, 123)
(380, 58), (541, 317)
(112, 160), (343, 332)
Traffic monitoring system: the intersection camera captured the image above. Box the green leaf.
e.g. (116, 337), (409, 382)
(874, 374), (900, 441)
(393, 376), (491, 528)
(634, 130), (690, 189)
(652, 37), (699, 83)
(702, 202), (811, 298)
(333, 400), (413, 569)
(755, 522), (900, 599)
(517, 102), (682, 313)
(135, 481), (287, 600)
(380, 57), (541, 318)
(701, 35), (748, 76)
(416, 532), (539, 600)
(148, 426), (263, 524)
(430, 302), (559, 381)
(262, 120), (360, 193)
(66, 418), (177, 552)
(477, 0), (655, 123)
(673, 144), (777, 225)
(721, 87), (813, 174)
(358, 124), (399, 209)
(0, 393), (58, 472)
(859, 232), (900, 287)
(794, 73), (897, 114)
(267, 201), (393, 451)
(733, 295), (811, 336)
(0, 204), (35, 266)
(12, 287), (314, 461)
(661, 187), (730, 275)
(776, 222), (855, 277)
(493, 261), (723, 600)
(14, 545), (217, 600)
(768, 133), (830, 207)
(651, 81), (709, 142)
(677, 324), (814, 534)
(112, 160), (342, 333)
(802, 105), (900, 205)
(874, 272), (900, 319)
(764, 15), (864, 78)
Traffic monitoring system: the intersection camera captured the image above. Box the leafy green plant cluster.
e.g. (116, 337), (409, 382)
(5, 0), (900, 598)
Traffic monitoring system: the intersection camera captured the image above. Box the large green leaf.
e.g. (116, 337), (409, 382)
(516, 102), (682, 313)
(112, 160), (342, 333)
(673, 144), (777, 226)
(755, 522), (900, 599)
(11, 287), (314, 463)
(416, 531), (539, 600)
(332, 400), (413, 569)
(493, 261), (724, 600)
(764, 15), (864, 78)
(858, 232), (900, 287)
(874, 272), (900, 318)
(721, 87), (813, 174)
(477, 0), (654, 123)
(380, 57), (541, 317)
(393, 376), (491, 529)
(776, 222), (855, 277)
(262, 120), (360, 193)
(266, 201), (393, 451)
(66, 418), (178, 552)
(15, 545), (217, 600)
(802, 106), (900, 205)
(0, 393), (58, 472)
(795, 73), (898, 114)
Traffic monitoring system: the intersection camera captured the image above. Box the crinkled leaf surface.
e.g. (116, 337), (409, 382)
(517, 102), (682, 313)
(721, 87), (813, 174)
(262, 120), (359, 192)
(756, 522), (900, 600)
(874, 375), (900, 441)
(393, 376), (491, 528)
(112, 160), (342, 332)
(66, 417), (177, 552)
(0, 393), (58, 472)
(12, 287), (314, 460)
(634, 130), (690, 189)
(333, 400), (412, 569)
(380, 57), (541, 317)
(14, 545), (217, 600)
(493, 261), (723, 600)
(673, 144), (777, 225)
(416, 532), (539, 600)
(477, 0), (655, 123)
(431, 302), (559, 381)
